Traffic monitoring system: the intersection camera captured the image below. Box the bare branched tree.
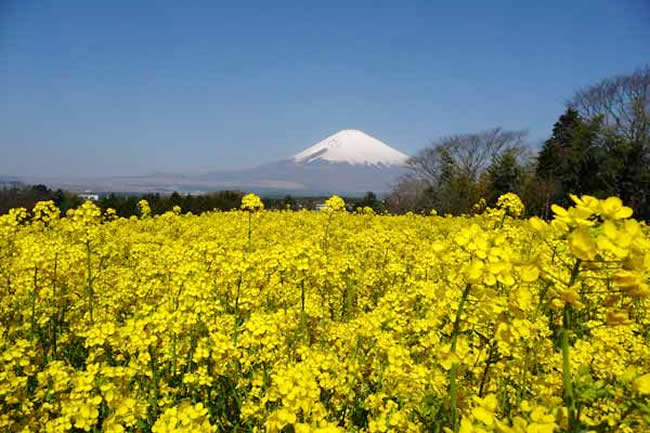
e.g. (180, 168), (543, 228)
(569, 66), (650, 145)
(388, 128), (529, 214)
(384, 175), (434, 214)
(406, 127), (528, 185)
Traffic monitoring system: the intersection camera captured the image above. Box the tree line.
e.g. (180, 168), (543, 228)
(0, 184), (81, 215)
(0, 187), (386, 217)
(386, 66), (650, 219)
(99, 191), (245, 216)
(0, 188), (247, 217)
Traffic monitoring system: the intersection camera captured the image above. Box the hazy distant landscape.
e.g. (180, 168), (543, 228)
(9, 130), (409, 196)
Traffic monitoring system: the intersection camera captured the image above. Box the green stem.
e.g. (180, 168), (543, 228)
(449, 283), (471, 431)
(234, 275), (242, 317)
(478, 344), (496, 396)
(31, 267), (38, 340)
(86, 240), (94, 324)
(497, 211), (507, 229)
(323, 213), (333, 257)
(51, 253), (58, 357)
(517, 347), (530, 405)
(247, 212), (252, 251)
(172, 279), (181, 377)
(561, 306), (576, 430)
(562, 259), (581, 431)
(300, 280), (308, 344)
(148, 346), (160, 418)
(233, 275), (243, 344)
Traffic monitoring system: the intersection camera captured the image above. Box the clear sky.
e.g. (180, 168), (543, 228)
(1, 0), (649, 177)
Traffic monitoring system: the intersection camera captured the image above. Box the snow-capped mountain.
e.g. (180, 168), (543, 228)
(292, 129), (409, 167)
(20, 130), (411, 196)
(192, 129), (411, 194)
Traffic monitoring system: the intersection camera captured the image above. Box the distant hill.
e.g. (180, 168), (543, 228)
(0, 176), (24, 188)
(17, 130), (411, 196)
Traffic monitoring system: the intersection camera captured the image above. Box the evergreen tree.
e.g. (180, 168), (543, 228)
(536, 108), (613, 207)
(485, 147), (526, 205)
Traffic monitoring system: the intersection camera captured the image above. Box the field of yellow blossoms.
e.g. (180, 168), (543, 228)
(1, 193), (650, 433)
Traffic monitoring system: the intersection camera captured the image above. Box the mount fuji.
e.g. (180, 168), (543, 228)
(19, 130), (411, 196)
(193, 129), (410, 195)
(292, 129), (409, 167)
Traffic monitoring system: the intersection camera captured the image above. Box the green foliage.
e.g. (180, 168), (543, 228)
(535, 106), (650, 219)
(0, 185), (80, 216)
(537, 109), (614, 203)
(98, 190), (245, 217)
(486, 148), (525, 202)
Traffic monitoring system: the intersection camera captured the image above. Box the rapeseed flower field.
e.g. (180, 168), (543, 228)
(1, 194), (649, 432)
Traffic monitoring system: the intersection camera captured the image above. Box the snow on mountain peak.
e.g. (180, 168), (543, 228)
(292, 129), (409, 167)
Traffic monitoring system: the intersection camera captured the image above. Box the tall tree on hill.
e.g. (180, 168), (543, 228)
(485, 146), (527, 203)
(568, 67), (650, 217)
(536, 108), (617, 210)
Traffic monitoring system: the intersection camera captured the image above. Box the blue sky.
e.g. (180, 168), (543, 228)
(1, 0), (649, 177)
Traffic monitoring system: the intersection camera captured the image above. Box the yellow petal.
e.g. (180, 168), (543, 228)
(568, 229), (597, 261)
(528, 217), (548, 232)
(633, 374), (650, 394)
(520, 265), (539, 282)
(472, 406), (494, 426)
(614, 206), (633, 219)
(551, 205), (568, 217)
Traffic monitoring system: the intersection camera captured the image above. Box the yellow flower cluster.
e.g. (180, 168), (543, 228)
(138, 199), (152, 218)
(152, 402), (215, 433)
(241, 193), (265, 212)
(0, 193), (649, 432)
(324, 195), (346, 212)
(496, 193), (525, 218)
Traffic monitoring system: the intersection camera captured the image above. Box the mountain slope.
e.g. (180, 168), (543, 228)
(292, 129), (409, 167)
(196, 129), (410, 194)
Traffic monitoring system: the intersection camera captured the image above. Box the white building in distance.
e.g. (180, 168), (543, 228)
(79, 191), (99, 201)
